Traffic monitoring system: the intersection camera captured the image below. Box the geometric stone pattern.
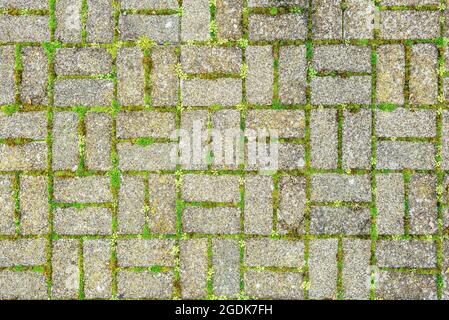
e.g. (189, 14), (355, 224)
(0, 0), (448, 300)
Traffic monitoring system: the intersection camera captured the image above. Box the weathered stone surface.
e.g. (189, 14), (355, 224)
(377, 45), (405, 104)
(246, 46), (273, 105)
(309, 239), (338, 299)
(181, 0), (210, 41)
(216, 0), (243, 40)
(244, 271), (303, 299)
(182, 78), (242, 107)
(409, 44), (438, 105)
(55, 48), (112, 76)
(117, 239), (175, 267)
(311, 76), (372, 105)
(0, 46), (15, 105)
(376, 108), (436, 138)
(120, 14), (180, 43)
(376, 272), (437, 300)
(376, 141), (435, 170)
(249, 13), (307, 41)
(379, 10), (440, 39)
(182, 174), (240, 203)
(183, 206), (241, 234)
(313, 45), (371, 73)
(0, 15), (49, 42)
(21, 47), (48, 105)
(54, 79), (114, 107)
(310, 206), (371, 235)
(377, 240), (437, 268)
(311, 109), (338, 169)
(151, 46), (179, 107)
(245, 239), (304, 268)
(376, 174), (405, 235)
(117, 47), (144, 106)
(311, 174), (372, 203)
(279, 46), (307, 105)
(342, 109), (372, 169)
(212, 239), (240, 297)
(53, 207), (112, 235)
(180, 239), (208, 299)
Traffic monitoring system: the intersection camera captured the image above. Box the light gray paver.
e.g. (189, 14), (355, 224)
(249, 13), (308, 41)
(181, 78), (242, 107)
(0, 142), (47, 171)
(379, 10), (440, 39)
(216, 0), (243, 40)
(343, 240), (371, 300)
(310, 206), (371, 235)
(180, 239), (208, 299)
(151, 46), (179, 107)
(52, 239), (79, 299)
(376, 272), (437, 300)
(245, 239), (304, 268)
(311, 109), (338, 169)
(117, 239), (175, 267)
(20, 175), (48, 235)
(0, 239), (46, 266)
(118, 271), (173, 299)
(0, 271), (47, 299)
(376, 108), (436, 138)
(120, 14), (180, 43)
(246, 46), (273, 105)
(118, 175), (145, 234)
(377, 240), (437, 268)
(53, 176), (112, 203)
(311, 174), (372, 203)
(20, 47), (48, 105)
(181, 0), (210, 41)
(54, 79), (114, 107)
(0, 176), (15, 235)
(376, 141), (435, 170)
(342, 109), (372, 169)
(0, 46), (15, 105)
(244, 271), (304, 299)
(53, 207), (112, 235)
(117, 47), (144, 106)
(311, 76), (372, 105)
(409, 174), (438, 235)
(52, 112), (79, 171)
(182, 174), (240, 203)
(148, 174), (177, 234)
(212, 239), (240, 297)
(85, 113), (112, 171)
(309, 239), (338, 299)
(279, 45), (307, 105)
(83, 240), (112, 299)
(313, 45), (371, 73)
(278, 176), (306, 234)
(377, 45), (405, 105)
(376, 174), (405, 235)
(0, 111), (47, 139)
(183, 206), (241, 234)
(0, 15), (49, 42)
(244, 175), (273, 235)
(409, 44), (438, 105)
(55, 48), (112, 76)
(86, 0), (114, 43)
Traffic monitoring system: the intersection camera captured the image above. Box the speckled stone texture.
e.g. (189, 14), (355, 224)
(0, 0), (447, 301)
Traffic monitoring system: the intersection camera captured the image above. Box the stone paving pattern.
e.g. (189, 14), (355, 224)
(1, 0), (449, 300)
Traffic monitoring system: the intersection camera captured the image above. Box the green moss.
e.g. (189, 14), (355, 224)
(137, 36), (156, 51)
(1, 104), (20, 116)
(377, 103), (398, 112)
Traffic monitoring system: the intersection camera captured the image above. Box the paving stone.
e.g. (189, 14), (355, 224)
(249, 13), (307, 41)
(120, 14), (180, 43)
(210, 109), (242, 170)
(55, 48), (112, 76)
(244, 271), (303, 299)
(382, 0), (439, 4)
(245, 239), (304, 268)
(344, 0), (375, 39)
(246, 110), (305, 138)
(83, 240), (111, 299)
(376, 174), (405, 235)
(20, 47), (48, 105)
(181, 0), (210, 41)
(181, 78), (242, 107)
(181, 46), (242, 74)
(376, 108), (436, 138)
(0, 111), (47, 139)
(0, 15), (49, 42)
(216, 0), (243, 40)
(0, 46), (15, 105)
(279, 45), (307, 105)
(117, 143), (176, 171)
(117, 111), (175, 139)
(311, 76), (372, 105)
(148, 174), (177, 234)
(409, 174), (438, 235)
(180, 110), (209, 170)
(183, 206), (241, 234)
(54, 79), (114, 107)
(379, 10), (440, 39)
(0, 239), (46, 266)
(117, 47), (144, 106)
(85, 112), (112, 171)
(118, 175), (145, 234)
(0, 0), (48, 9)
(180, 239), (208, 299)
(55, 0), (82, 43)
(52, 239), (79, 299)
(244, 175), (273, 235)
(20, 175), (48, 235)
(52, 112), (79, 171)
(0, 176), (15, 235)
(151, 46), (179, 107)
(312, 0), (342, 40)
(343, 109), (372, 169)
(53, 207), (112, 235)
(0, 142), (47, 171)
(343, 239), (371, 300)
(376, 45), (405, 105)
(121, 0), (179, 9)
(311, 109), (338, 169)
(117, 239), (175, 267)
(212, 239), (240, 297)
(311, 174), (372, 203)
(310, 206), (371, 235)
(313, 45), (371, 73)
(117, 271), (173, 299)
(377, 240), (436, 268)
(86, 0), (114, 43)
(376, 272), (437, 300)
(0, 271), (47, 299)
(277, 143), (306, 170)
(442, 111), (449, 170)
(182, 174), (240, 203)
(246, 46), (273, 105)
(54, 176), (112, 203)
(409, 44), (438, 105)
(278, 176), (306, 234)
(309, 239), (338, 299)
(443, 241), (449, 300)
(248, 0), (307, 6)
(376, 141), (435, 170)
